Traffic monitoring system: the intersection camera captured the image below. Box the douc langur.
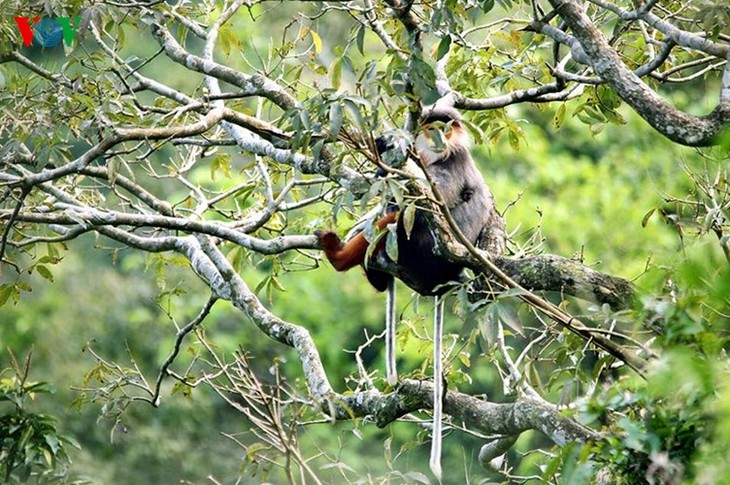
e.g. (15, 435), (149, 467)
(316, 107), (504, 480)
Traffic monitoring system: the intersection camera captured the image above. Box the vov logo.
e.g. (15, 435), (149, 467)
(14, 17), (81, 48)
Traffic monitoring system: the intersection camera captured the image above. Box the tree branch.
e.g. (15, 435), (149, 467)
(332, 380), (600, 445)
(193, 235), (335, 399)
(493, 254), (636, 310)
(0, 208), (315, 255)
(150, 21), (298, 111)
(548, 0), (730, 146)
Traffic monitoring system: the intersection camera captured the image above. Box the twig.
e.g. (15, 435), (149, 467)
(151, 295), (218, 406)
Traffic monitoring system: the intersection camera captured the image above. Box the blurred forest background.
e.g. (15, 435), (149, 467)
(1, 0), (729, 484)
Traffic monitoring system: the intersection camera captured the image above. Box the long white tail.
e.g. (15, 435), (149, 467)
(385, 279), (398, 386)
(429, 295), (444, 482)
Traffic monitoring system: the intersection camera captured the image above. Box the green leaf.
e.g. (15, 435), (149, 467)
(269, 275), (286, 292)
(542, 447), (564, 480)
(641, 207), (656, 228)
(590, 122), (606, 135)
(36, 265), (54, 282)
(383, 436), (393, 468)
(343, 98), (365, 129)
(479, 307), (498, 347)
(435, 35), (451, 61)
(497, 301), (524, 336)
(385, 225), (398, 261)
(329, 102), (343, 140)
(15, 280), (32, 292)
(387, 179), (405, 207)
(410, 57), (440, 105)
(219, 24), (243, 57)
(553, 103), (566, 130)
(210, 153), (231, 180)
(44, 434), (60, 455)
(479, 0), (495, 13)
(308, 28), (322, 54)
(508, 129), (521, 152)
(312, 138), (325, 161)
(254, 275), (270, 295)
(402, 203), (416, 239)
(331, 57), (342, 90)
(356, 24), (365, 55)
(0, 284), (15, 308)
(403, 471), (431, 484)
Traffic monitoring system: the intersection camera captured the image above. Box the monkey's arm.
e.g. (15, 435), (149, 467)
(316, 211), (397, 272)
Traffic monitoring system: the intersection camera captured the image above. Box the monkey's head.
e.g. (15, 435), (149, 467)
(415, 106), (468, 166)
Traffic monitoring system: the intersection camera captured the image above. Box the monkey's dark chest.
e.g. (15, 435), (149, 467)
(392, 211), (465, 295)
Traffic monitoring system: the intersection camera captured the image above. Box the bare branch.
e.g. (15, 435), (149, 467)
(151, 295), (218, 407)
(193, 235), (334, 399)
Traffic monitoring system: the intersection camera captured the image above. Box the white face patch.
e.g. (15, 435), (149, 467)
(415, 122), (468, 166)
(415, 132), (441, 166)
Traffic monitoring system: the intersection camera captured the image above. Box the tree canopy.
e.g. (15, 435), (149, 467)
(1, 0), (729, 483)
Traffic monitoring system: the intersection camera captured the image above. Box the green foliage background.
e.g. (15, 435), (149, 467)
(3, 102), (724, 484)
(1, 1), (729, 483)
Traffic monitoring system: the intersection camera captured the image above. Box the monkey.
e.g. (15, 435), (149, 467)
(317, 106), (505, 296)
(316, 106), (505, 481)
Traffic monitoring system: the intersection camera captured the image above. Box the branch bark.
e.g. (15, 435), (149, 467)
(492, 254), (636, 310)
(548, 0), (730, 146)
(332, 380), (600, 445)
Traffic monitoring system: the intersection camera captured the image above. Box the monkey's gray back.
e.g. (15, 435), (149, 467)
(428, 146), (501, 246)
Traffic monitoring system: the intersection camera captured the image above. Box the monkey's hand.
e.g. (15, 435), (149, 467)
(314, 230), (369, 272)
(314, 230), (344, 252)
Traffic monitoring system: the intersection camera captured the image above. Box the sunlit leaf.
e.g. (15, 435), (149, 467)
(307, 28), (322, 54)
(36, 265), (54, 282)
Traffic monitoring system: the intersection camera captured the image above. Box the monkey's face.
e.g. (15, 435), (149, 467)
(415, 119), (468, 166)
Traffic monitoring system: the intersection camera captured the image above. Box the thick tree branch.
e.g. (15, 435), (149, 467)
(493, 254), (636, 310)
(177, 237), (601, 455)
(452, 83), (568, 110)
(150, 22), (299, 111)
(333, 380), (600, 445)
(548, 0), (730, 146)
(193, 235), (335, 399)
(0, 208), (315, 255)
